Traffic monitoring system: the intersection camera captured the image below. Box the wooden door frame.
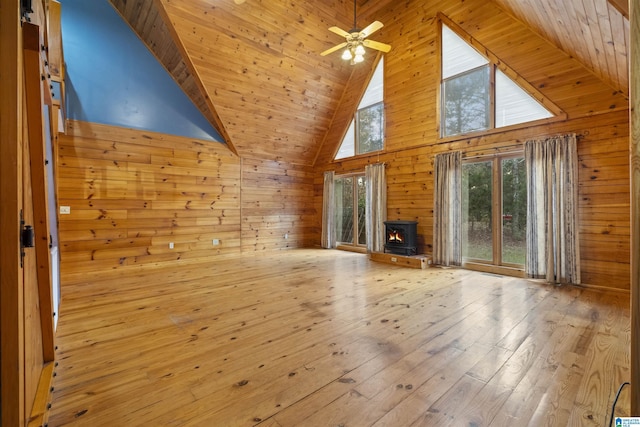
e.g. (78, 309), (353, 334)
(631, 0), (640, 415)
(1, 0), (26, 425)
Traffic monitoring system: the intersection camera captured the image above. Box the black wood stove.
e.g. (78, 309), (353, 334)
(384, 220), (418, 255)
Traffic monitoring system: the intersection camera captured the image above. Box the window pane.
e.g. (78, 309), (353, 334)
(357, 102), (384, 154)
(357, 176), (367, 246)
(334, 177), (354, 244)
(335, 120), (355, 159)
(462, 161), (493, 261)
(501, 157), (526, 265)
(359, 56), (384, 108)
(443, 66), (490, 137)
(495, 70), (553, 127)
(442, 25), (489, 79)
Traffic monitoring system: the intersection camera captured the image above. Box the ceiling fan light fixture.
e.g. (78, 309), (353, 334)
(321, 0), (391, 63)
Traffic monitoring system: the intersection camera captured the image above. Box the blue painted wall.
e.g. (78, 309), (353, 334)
(61, 0), (224, 143)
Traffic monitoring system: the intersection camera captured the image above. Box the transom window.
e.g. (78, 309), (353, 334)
(441, 23), (554, 138)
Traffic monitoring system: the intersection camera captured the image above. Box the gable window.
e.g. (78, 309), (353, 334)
(335, 57), (385, 159)
(440, 22), (554, 138)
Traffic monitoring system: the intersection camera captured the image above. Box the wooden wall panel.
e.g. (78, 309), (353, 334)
(58, 121), (242, 283)
(58, 122), (317, 284)
(241, 158), (316, 251)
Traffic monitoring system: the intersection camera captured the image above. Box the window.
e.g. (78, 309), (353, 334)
(335, 57), (385, 159)
(334, 174), (367, 247)
(357, 102), (384, 154)
(441, 23), (554, 138)
(442, 66), (490, 136)
(462, 155), (526, 268)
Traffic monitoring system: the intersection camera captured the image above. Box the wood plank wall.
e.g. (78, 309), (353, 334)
(57, 121), (241, 283)
(57, 121), (316, 284)
(241, 158), (316, 251)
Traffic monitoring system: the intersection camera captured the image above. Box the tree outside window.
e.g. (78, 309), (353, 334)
(357, 102), (384, 154)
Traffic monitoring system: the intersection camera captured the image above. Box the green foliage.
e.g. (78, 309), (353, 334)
(357, 103), (384, 154)
(501, 157), (527, 240)
(462, 161), (492, 231)
(443, 66), (490, 136)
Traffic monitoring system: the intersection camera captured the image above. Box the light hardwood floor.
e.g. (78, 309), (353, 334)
(49, 249), (631, 426)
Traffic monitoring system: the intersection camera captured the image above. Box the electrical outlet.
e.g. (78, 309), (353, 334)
(212, 239), (219, 245)
(169, 242), (174, 249)
(391, 257), (397, 262)
(60, 206), (71, 214)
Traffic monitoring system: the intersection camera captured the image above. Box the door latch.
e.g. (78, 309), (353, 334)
(20, 210), (34, 267)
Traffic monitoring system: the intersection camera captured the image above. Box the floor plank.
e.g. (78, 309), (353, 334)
(48, 249), (631, 426)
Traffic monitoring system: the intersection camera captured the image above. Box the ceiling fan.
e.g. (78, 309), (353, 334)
(321, 0), (391, 64)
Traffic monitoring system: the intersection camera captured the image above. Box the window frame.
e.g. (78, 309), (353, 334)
(461, 152), (527, 276)
(334, 57), (386, 160)
(334, 172), (367, 249)
(437, 14), (565, 141)
(441, 64), (492, 137)
(355, 101), (385, 156)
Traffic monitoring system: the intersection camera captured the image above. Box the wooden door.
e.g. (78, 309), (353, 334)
(1, 3), (56, 425)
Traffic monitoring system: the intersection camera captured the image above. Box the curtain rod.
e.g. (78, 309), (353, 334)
(463, 132), (587, 160)
(462, 143), (523, 160)
(332, 162), (386, 177)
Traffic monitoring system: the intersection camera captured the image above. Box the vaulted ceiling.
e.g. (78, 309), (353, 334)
(109, 0), (629, 166)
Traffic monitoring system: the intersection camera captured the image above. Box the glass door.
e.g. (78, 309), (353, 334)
(334, 174), (367, 247)
(501, 157), (527, 265)
(462, 160), (493, 261)
(462, 155), (526, 269)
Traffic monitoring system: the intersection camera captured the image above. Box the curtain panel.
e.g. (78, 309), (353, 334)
(433, 152), (462, 266)
(321, 171), (335, 249)
(525, 134), (580, 284)
(365, 163), (387, 253)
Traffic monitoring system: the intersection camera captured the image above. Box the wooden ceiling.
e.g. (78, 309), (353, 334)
(109, 0), (629, 166)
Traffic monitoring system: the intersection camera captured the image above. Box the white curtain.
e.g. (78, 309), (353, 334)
(525, 134), (580, 284)
(321, 171), (335, 249)
(365, 163), (387, 253)
(433, 152), (462, 266)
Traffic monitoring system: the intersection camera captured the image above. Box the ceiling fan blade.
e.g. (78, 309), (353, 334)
(363, 39), (392, 53)
(329, 26), (352, 38)
(360, 21), (383, 38)
(321, 42), (348, 56)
